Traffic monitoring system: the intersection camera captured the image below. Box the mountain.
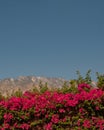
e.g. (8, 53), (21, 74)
(0, 76), (97, 96)
(0, 76), (69, 96)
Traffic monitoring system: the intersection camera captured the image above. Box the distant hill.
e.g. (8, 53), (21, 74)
(0, 76), (69, 96)
(0, 76), (97, 96)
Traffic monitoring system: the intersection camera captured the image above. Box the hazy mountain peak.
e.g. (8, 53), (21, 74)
(0, 76), (68, 96)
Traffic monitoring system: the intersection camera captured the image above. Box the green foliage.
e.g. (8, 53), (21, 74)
(39, 81), (48, 93)
(11, 88), (23, 97)
(60, 81), (70, 93)
(76, 69), (92, 84)
(0, 92), (4, 100)
(96, 72), (104, 90)
(31, 119), (43, 126)
(57, 80), (78, 94)
(60, 70), (93, 94)
(55, 70), (92, 94)
(0, 107), (5, 125)
(39, 80), (43, 89)
(69, 79), (78, 93)
(32, 85), (39, 93)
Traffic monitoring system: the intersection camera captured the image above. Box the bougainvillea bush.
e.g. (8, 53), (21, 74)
(0, 83), (104, 130)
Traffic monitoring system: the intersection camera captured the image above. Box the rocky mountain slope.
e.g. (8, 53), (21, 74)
(0, 76), (69, 96)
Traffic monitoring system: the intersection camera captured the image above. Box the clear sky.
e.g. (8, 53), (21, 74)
(0, 0), (104, 80)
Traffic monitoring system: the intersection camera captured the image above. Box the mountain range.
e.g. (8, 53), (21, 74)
(0, 76), (97, 96)
(0, 76), (69, 96)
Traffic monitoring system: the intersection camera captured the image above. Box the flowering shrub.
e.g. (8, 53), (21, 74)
(0, 83), (104, 129)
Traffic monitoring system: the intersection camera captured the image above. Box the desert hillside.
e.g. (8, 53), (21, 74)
(0, 76), (69, 96)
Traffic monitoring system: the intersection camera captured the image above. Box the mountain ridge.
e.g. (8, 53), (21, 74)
(0, 76), (97, 96)
(0, 76), (69, 96)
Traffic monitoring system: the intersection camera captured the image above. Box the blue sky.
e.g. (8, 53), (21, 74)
(0, 0), (104, 80)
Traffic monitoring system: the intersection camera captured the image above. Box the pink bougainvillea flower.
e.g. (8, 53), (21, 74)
(4, 113), (13, 123)
(83, 119), (91, 128)
(3, 123), (10, 129)
(78, 83), (91, 92)
(19, 123), (30, 130)
(51, 114), (59, 124)
(44, 122), (52, 130)
(59, 108), (65, 113)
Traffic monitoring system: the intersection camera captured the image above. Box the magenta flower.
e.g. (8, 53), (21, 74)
(44, 122), (52, 130)
(4, 113), (13, 123)
(59, 108), (65, 113)
(83, 119), (91, 128)
(78, 83), (91, 92)
(51, 114), (59, 124)
(20, 123), (30, 130)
